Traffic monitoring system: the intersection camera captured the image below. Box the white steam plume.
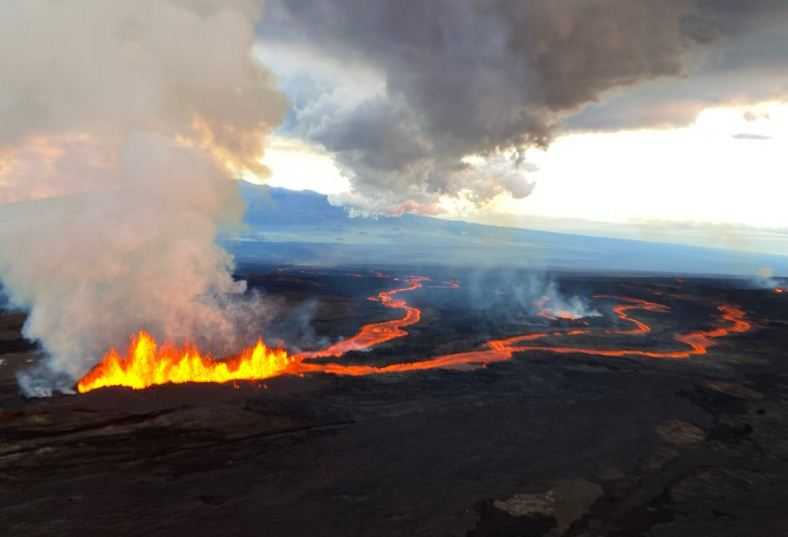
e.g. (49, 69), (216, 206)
(0, 1), (286, 395)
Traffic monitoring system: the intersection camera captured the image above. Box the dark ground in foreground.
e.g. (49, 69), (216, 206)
(1, 267), (787, 536)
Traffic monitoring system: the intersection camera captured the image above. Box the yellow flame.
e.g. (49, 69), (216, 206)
(76, 331), (294, 393)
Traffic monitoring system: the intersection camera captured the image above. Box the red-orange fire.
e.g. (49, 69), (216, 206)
(76, 333), (295, 393)
(76, 274), (754, 393)
(77, 276), (429, 393)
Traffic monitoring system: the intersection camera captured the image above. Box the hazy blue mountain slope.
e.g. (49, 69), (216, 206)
(227, 182), (788, 276)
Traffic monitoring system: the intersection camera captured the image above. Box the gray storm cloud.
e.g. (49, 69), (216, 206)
(260, 0), (788, 214)
(0, 1), (286, 395)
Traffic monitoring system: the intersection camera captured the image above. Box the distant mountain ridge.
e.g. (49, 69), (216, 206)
(240, 181), (349, 227)
(228, 181), (788, 277)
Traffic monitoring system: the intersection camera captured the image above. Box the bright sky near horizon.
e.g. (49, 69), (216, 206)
(259, 101), (788, 253)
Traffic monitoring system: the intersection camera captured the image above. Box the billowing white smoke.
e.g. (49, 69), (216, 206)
(533, 281), (601, 321)
(467, 270), (599, 321)
(0, 1), (286, 395)
(753, 267), (784, 290)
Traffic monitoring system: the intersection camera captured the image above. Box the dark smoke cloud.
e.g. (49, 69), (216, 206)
(565, 1), (788, 132)
(259, 0), (788, 214)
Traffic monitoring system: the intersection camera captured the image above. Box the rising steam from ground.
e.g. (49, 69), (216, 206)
(0, 1), (286, 395)
(533, 281), (601, 321)
(753, 267), (785, 290)
(466, 270), (598, 322)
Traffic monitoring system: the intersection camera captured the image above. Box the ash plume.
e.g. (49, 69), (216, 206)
(260, 0), (787, 214)
(0, 1), (286, 395)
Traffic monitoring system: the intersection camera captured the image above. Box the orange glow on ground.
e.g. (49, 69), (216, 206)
(299, 276), (427, 359)
(595, 295), (669, 335)
(77, 332), (294, 393)
(300, 303), (751, 377)
(76, 275), (754, 393)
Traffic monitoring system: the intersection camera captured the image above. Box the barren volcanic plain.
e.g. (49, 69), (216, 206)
(2, 265), (788, 536)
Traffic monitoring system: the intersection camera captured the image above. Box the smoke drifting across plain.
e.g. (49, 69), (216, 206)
(0, 1), (286, 395)
(465, 269), (598, 323)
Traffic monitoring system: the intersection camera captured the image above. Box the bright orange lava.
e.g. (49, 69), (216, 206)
(76, 332), (294, 393)
(538, 309), (583, 321)
(533, 296), (585, 321)
(596, 295), (668, 335)
(76, 274), (754, 393)
(300, 276), (427, 359)
(297, 303), (751, 377)
(77, 276), (429, 392)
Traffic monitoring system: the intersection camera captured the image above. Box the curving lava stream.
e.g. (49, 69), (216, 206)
(299, 276), (427, 359)
(76, 274), (753, 393)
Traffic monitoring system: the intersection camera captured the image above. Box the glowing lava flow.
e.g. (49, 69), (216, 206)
(491, 303), (751, 361)
(297, 302), (752, 377)
(596, 295), (668, 335)
(300, 276), (427, 359)
(77, 275), (754, 393)
(76, 332), (294, 393)
(534, 296), (584, 321)
(76, 276), (428, 392)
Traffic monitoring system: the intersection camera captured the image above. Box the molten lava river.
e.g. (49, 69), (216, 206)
(76, 274), (753, 393)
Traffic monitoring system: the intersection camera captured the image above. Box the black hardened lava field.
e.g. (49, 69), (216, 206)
(2, 265), (788, 536)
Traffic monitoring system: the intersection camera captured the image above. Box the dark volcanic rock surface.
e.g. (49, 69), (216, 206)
(1, 268), (787, 536)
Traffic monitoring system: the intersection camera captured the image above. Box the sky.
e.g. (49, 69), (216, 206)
(259, 103), (788, 253)
(2, 1), (788, 255)
(250, 1), (788, 255)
